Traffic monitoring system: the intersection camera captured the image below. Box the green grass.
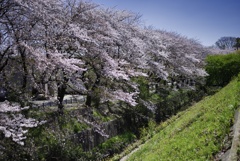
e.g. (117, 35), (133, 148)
(99, 132), (136, 153)
(127, 78), (240, 161)
(93, 108), (113, 122)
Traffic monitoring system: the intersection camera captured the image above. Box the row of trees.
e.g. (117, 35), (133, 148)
(0, 0), (208, 144)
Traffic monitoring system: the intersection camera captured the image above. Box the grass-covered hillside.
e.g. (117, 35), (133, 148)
(127, 77), (240, 160)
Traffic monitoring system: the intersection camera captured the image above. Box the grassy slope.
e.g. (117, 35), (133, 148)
(128, 79), (240, 161)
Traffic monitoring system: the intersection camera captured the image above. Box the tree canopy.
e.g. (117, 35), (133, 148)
(233, 37), (240, 50)
(0, 0), (209, 144)
(215, 36), (237, 50)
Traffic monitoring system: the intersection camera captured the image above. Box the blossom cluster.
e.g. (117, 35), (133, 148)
(0, 101), (46, 145)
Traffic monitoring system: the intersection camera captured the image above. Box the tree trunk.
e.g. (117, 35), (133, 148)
(57, 83), (66, 114)
(86, 94), (92, 107)
(19, 46), (28, 91)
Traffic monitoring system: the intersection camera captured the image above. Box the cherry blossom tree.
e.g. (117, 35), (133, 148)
(65, 2), (147, 107)
(0, 101), (46, 145)
(0, 0), (212, 151)
(46, 0), (208, 107)
(0, 0), (86, 110)
(0, 0), (210, 110)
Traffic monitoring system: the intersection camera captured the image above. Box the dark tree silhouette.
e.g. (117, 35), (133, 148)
(215, 37), (236, 49)
(234, 37), (240, 50)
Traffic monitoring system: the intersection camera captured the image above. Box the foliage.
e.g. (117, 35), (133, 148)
(128, 78), (240, 160)
(93, 108), (112, 122)
(0, 111), (89, 161)
(24, 112), (90, 161)
(205, 51), (240, 86)
(132, 76), (163, 109)
(139, 119), (157, 142)
(0, 101), (46, 145)
(132, 76), (150, 100)
(234, 37), (240, 50)
(98, 132), (136, 155)
(25, 113), (133, 160)
(155, 88), (206, 123)
(29, 128), (85, 161)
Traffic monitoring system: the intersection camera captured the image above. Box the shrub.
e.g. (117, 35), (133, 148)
(205, 51), (240, 86)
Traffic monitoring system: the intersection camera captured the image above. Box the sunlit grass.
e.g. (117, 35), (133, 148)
(128, 79), (240, 161)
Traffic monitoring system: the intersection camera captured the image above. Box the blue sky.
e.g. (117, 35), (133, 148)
(90, 0), (240, 46)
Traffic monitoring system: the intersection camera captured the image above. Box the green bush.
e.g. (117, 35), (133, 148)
(98, 132), (136, 157)
(132, 76), (150, 100)
(205, 51), (240, 86)
(140, 119), (157, 142)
